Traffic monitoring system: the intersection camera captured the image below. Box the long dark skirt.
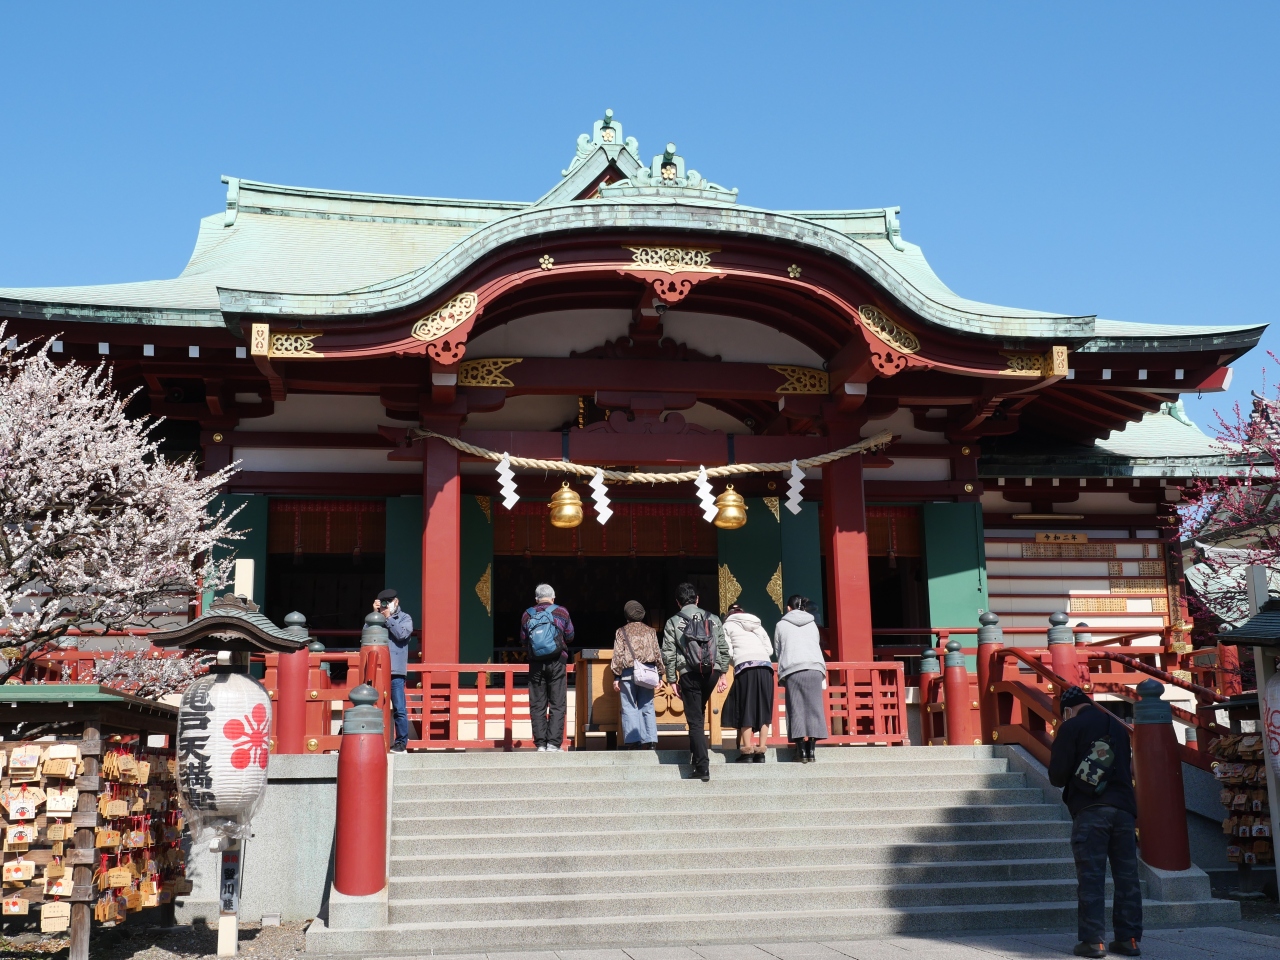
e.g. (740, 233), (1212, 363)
(784, 669), (829, 741)
(722, 665), (775, 732)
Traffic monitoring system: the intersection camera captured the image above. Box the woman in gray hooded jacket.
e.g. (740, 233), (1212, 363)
(773, 595), (828, 763)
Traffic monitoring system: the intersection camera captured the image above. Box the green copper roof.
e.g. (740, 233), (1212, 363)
(0, 112), (1267, 352)
(979, 401), (1244, 478)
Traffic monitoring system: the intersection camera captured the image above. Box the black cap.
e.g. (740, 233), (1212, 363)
(376, 589), (398, 602)
(1059, 685), (1091, 710)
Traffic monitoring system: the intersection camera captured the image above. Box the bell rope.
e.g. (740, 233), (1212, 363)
(409, 428), (893, 484)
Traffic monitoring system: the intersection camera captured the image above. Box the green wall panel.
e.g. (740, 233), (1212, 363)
(780, 504), (825, 625)
(716, 498), (784, 634)
(211, 494), (268, 605)
(385, 496), (423, 628)
(922, 501), (988, 630)
(459, 495), (494, 664)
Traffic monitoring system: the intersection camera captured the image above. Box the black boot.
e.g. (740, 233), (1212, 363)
(806, 739), (817, 762)
(794, 741), (807, 763)
(698, 762), (711, 782)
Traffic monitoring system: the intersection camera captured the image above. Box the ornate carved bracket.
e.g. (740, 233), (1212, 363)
(410, 292), (481, 363)
(617, 246), (726, 304)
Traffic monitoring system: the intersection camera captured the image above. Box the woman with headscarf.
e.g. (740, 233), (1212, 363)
(610, 600), (663, 749)
(774, 595), (829, 762)
(720, 603), (776, 763)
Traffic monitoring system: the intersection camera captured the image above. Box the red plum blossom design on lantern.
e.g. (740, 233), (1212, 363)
(224, 703), (270, 770)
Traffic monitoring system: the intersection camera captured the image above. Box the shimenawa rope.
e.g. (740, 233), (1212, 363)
(408, 428), (894, 484)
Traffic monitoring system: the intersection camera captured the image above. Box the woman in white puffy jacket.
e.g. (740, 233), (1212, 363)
(720, 604), (776, 763)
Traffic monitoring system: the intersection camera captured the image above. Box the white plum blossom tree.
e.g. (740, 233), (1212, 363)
(0, 326), (240, 679)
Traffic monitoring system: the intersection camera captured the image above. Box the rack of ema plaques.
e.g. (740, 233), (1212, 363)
(0, 685), (189, 959)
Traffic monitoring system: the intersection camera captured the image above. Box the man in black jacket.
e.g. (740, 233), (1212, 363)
(1048, 686), (1143, 958)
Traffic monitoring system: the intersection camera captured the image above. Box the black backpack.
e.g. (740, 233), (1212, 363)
(679, 612), (718, 675)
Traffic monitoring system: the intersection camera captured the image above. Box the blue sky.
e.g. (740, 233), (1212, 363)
(2, 3), (1276, 433)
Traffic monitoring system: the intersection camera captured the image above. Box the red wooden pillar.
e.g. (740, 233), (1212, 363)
(822, 447), (873, 662)
(274, 648), (309, 755)
(334, 684), (388, 896)
(421, 435), (461, 663)
(942, 639), (973, 745)
(976, 611), (1004, 745)
(1131, 679), (1191, 870)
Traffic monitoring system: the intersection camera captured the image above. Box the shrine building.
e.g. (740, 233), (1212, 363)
(0, 111), (1262, 663)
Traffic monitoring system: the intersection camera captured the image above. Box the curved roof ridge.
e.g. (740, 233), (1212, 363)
(223, 175), (528, 211)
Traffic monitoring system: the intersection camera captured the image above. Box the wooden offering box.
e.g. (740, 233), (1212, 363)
(0, 685), (188, 960)
(574, 649), (732, 748)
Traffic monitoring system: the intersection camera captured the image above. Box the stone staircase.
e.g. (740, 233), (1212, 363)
(308, 745), (1237, 956)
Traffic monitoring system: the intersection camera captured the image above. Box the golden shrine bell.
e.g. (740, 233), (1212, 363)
(713, 485), (748, 529)
(548, 482), (584, 529)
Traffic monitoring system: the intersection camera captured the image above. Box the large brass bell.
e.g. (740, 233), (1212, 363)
(713, 484), (748, 530)
(548, 482), (584, 529)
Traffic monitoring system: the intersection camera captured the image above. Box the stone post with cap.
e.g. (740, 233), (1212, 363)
(333, 684), (390, 915)
(919, 646), (941, 744)
(976, 611), (1004, 745)
(1047, 610), (1085, 689)
(274, 611), (311, 755)
(1131, 678), (1191, 871)
(942, 639), (973, 746)
(360, 611), (393, 751)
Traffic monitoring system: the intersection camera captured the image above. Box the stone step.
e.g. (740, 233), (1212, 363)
(388, 837), (1074, 878)
(390, 745), (1001, 769)
(393, 756), (1011, 784)
(393, 771), (1028, 800)
(394, 786), (1048, 817)
(386, 877), (1088, 924)
(387, 857), (1079, 899)
(390, 819), (1071, 857)
(308, 898), (1241, 956)
(392, 803), (1065, 838)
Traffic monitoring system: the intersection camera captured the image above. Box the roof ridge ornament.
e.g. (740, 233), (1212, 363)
(562, 108), (640, 177)
(598, 140), (738, 203)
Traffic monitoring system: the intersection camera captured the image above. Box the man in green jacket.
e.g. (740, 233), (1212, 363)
(662, 582), (731, 781)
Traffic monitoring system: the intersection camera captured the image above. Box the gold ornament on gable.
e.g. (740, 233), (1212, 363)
(474, 495), (492, 523)
(411, 292), (479, 343)
(762, 497), (781, 522)
(625, 246), (718, 274)
(458, 358), (523, 388)
(769, 365), (829, 395)
(857, 305), (920, 355)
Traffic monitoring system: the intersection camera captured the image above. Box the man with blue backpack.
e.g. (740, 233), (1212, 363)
(1049, 685), (1142, 958)
(662, 582), (730, 782)
(520, 583), (575, 752)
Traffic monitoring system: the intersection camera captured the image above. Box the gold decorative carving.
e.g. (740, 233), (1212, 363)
(1002, 346), (1070, 377)
(269, 332), (323, 358)
(538, 255), (554, 270)
(1001, 352), (1046, 375)
(718, 563), (742, 617)
(857, 305), (920, 354)
(625, 246), (718, 274)
(250, 323), (270, 356)
(763, 497), (781, 522)
(411, 292), (479, 342)
(474, 562), (492, 617)
(1046, 345), (1069, 377)
(769, 365), (829, 395)
(787, 264), (802, 279)
(765, 562), (784, 613)
(458, 358), (523, 388)
(474, 495), (492, 523)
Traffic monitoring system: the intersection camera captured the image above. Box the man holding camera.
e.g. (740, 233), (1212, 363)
(373, 588), (414, 753)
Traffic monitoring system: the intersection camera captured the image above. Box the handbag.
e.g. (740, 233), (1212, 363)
(621, 630), (661, 690)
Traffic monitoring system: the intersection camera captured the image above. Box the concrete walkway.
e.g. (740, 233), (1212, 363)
(363, 926), (1280, 960)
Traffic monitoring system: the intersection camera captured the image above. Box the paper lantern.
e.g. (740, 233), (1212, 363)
(1265, 669), (1280, 783)
(177, 671), (272, 842)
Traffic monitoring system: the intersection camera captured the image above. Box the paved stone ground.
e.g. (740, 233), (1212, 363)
(358, 926), (1280, 960)
(1, 919), (1275, 959)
